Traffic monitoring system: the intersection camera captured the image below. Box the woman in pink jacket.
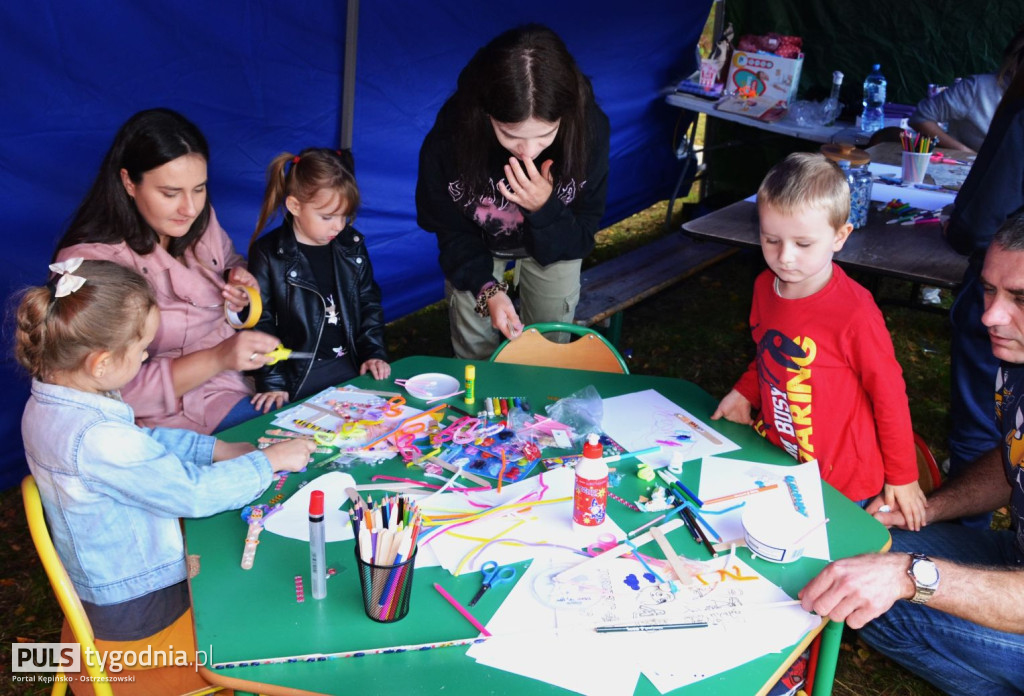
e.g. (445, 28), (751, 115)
(54, 108), (281, 434)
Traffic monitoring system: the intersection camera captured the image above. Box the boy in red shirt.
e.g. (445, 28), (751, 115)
(712, 153), (926, 528)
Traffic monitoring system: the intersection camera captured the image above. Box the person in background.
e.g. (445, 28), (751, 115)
(54, 108), (281, 434)
(943, 64), (1024, 527)
(247, 147), (389, 410)
(800, 213), (1024, 696)
(416, 23), (610, 359)
(909, 27), (1024, 153)
(16, 259), (314, 692)
(712, 153), (926, 525)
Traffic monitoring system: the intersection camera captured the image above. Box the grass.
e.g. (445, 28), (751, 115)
(0, 200), (949, 696)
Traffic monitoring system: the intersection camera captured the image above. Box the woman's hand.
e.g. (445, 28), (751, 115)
(223, 267), (260, 311)
(499, 156), (554, 213)
(252, 391), (289, 413)
(218, 330), (282, 372)
(487, 290), (524, 340)
(360, 359), (391, 380)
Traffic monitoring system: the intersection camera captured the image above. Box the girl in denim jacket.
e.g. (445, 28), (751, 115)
(15, 259), (314, 684)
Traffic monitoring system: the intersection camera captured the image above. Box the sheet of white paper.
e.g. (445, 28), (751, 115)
(469, 551), (641, 696)
(469, 550), (819, 695)
(263, 471), (356, 542)
(698, 457), (829, 560)
(600, 389), (740, 468)
(420, 467), (625, 575)
(867, 162), (957, 208)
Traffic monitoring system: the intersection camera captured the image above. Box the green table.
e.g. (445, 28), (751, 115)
(184, 356), (890, 696)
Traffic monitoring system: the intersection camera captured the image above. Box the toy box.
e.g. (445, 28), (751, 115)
(726, 50), (803, 105)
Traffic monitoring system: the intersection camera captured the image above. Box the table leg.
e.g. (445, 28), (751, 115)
(811, 618), (844, 696)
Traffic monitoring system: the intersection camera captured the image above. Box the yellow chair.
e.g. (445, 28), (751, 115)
(21, 475), (223, 696)
(489, 322), (629, 374)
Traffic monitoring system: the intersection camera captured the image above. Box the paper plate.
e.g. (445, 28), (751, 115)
(398, 372), (461, 400)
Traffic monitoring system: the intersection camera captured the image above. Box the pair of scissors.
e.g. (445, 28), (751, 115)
(468, 560), (517, 607)
(264, 344), (315, 365)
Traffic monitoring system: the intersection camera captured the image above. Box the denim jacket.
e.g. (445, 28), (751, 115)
(23, 380), (273, 606)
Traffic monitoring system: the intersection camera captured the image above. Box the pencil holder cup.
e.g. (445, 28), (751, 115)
(901, 151), (931, 185)
(355, 547), (417, 622)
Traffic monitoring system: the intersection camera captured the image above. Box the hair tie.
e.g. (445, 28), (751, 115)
(292, 155), (301, 164)
(48, 258), (87, 298)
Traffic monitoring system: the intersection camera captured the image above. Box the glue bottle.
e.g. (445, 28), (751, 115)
(573, 433), (608, 530)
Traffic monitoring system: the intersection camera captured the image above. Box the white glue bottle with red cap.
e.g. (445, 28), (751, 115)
(573, 433), (608, 530)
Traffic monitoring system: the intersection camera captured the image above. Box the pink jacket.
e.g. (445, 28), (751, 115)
(55, 210), (251, 433)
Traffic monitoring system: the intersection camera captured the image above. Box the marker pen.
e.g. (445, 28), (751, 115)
(309, 490), (327, 600)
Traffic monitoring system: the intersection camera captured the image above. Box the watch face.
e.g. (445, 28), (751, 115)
(914, 559), (939, 586)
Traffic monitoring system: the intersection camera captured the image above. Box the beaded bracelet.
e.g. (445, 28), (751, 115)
(474, 280), (509, 317)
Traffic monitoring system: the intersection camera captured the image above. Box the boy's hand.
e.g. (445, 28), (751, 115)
(360, 359), (391, 380)
(883, 481), (928, 531)
(262, 438), (316, 473)
(252, 390), (289, 413)
(711, 389), (753, 425)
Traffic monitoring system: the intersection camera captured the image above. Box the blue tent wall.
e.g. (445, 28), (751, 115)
(0, 1), (711, 490)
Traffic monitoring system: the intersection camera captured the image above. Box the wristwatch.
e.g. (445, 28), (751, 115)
(907, 553), (940, 604)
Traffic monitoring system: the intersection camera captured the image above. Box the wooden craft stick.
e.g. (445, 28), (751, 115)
(344, 487), (366, 509)
(674, 412), (723, 445)
(429, 456), (491, 488)
(650, 526), (693, 586)
(351, 482), (431, 492)
(555, 518), (685, 582)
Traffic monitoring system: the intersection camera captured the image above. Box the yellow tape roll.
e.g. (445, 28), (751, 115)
(224, 285), (263, 330)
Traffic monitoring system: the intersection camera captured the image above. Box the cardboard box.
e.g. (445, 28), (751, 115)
(727, 51), (803, 104)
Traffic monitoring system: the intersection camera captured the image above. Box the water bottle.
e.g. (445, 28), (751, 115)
(861, 64), (886, 133)
(823, 70), (843, 126)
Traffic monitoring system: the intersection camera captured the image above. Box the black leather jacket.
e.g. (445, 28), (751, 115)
(248, 218), (388, 397)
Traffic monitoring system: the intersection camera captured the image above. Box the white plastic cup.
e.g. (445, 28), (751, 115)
(901, 151), (931, 185)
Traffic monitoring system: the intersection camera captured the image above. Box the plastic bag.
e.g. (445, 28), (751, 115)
(544, 385), (604, 448)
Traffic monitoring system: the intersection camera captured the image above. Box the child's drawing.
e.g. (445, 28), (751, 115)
(602, 390), (740, 468)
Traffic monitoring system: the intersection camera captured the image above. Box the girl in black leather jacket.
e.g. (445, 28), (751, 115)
(248, 148), (389, 409)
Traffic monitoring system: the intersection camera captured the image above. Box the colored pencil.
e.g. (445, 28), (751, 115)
(702, 484), (778, 506)
(595, 622), (708, 633)
(433, 583), (492, 636)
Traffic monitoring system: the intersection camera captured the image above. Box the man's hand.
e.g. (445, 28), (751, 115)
(799, 553), (914, 629)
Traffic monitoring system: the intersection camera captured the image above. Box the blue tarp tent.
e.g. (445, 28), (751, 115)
(0, 1), (712, 489)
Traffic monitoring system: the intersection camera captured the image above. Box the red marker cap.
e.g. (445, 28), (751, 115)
(309, 490), (324, 516)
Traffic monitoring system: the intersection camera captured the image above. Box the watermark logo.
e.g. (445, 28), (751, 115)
(12, 643), (80, 672)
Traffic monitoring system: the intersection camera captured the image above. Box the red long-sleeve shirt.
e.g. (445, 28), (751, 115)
(733, 265), (917, 501)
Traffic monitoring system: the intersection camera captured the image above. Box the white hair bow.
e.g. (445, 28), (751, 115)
(48, 257), (87, 298)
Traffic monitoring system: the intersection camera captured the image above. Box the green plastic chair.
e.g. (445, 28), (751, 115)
(489, 322), (629, 374)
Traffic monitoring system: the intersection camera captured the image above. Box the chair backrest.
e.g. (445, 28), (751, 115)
(22, 475), (115, 696)
(489, 322), (629, 374)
